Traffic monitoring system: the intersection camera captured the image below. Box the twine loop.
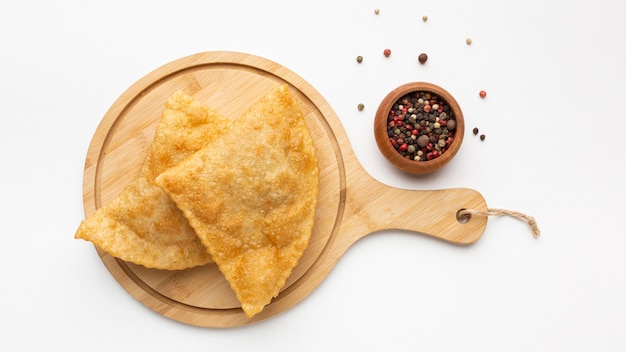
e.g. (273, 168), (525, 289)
(458, 208), (541, 238)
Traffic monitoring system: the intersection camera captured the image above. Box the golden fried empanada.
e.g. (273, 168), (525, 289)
(75, 91), (230, 269)
(155, 85), (319, 316)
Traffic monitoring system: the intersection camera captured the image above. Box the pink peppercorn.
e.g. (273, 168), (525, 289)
(479, 90), (487, 98)
(399, 143), (408, 152)
(383, 48), (391, 57)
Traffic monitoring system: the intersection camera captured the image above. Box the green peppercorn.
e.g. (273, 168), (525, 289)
(356, 55), (363, 63)
(357, 103), (364, 111)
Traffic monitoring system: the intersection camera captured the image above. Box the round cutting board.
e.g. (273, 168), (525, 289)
(82, 51), (488, 328)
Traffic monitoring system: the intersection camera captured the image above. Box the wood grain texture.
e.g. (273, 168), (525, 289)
(81, 51), (488, 328)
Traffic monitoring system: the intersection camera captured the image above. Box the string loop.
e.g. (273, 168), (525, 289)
(459, 208), (541, 238)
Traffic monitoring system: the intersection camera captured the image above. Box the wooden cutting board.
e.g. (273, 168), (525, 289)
(81, 51), (488, 328)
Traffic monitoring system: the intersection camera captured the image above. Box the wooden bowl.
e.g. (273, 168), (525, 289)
(374, 82), (465, 174)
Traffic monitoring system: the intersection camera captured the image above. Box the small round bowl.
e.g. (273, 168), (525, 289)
(374, 82), (465, 174)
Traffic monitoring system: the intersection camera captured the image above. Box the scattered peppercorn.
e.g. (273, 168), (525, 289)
(473, 127), (479, 135)
(357, 103), (364, 111)
(422, 15), (428, 22)
(479, 90), (487, 98)
(356, 55), (363, 63)
(375, 8), (380, 15)
(383, 48), (391, 57)
(466, 38), (472, 45)
(480, 134), (486, 141)
(386, 91), (456, 161)
(418, 53), (428, 64)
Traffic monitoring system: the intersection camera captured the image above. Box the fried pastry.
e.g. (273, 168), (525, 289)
(155, 85), (319, 316)
(75, 91), (230, 269)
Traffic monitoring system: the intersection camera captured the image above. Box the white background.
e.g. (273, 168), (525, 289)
(2, 0), (625, 351)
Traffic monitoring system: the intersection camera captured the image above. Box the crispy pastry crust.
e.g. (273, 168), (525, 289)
(75, 92), (230, 269)
(156, 85), (319, 316)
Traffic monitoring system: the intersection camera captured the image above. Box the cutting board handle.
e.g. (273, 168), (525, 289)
(338, 172), (488, 251)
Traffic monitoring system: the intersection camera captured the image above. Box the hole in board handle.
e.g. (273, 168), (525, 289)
(456, 208), (471, 224)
